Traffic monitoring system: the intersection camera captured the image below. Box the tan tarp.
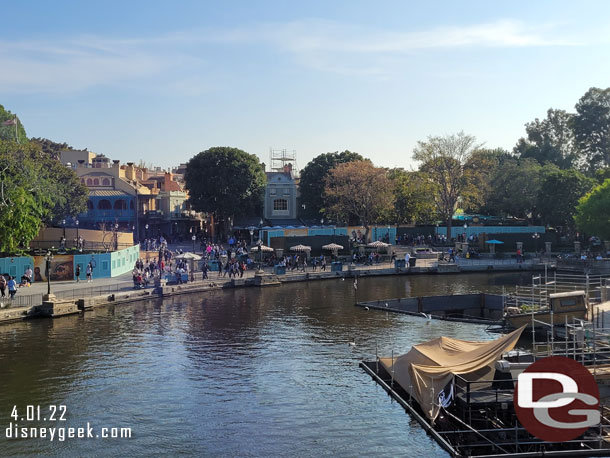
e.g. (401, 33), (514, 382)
(379, 326), (526, 420)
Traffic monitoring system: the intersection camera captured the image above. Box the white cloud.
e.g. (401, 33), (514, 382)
(0, 19), (579, 94)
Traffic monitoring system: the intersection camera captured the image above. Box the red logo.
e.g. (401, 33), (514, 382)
(514, 356), (600, 442)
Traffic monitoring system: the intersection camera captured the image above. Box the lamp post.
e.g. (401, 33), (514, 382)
(132, 225), (135, 245)
(256, 239), (263, 273)
(62, 219), (66, 239)
(249, 228), (254, 247)
(114, 223), (119, 251)
(145, 223), (149, 250)
(75, 219), (79, 240)
(532, 232), (540, 256)
(192, 234), (197, 253)
(44, 250), (53, 299)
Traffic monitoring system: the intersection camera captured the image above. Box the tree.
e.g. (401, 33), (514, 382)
(537, 169), (595, 229)
(480, 158), (543, 220)
(514, 109), (580, 169)
(324, 161), (394, 241)
(298, 151), (364, 220)
(0, 104), (27, 143)
(574, 179), (610, 240)
(412, 132), (480, 237)
(387, 168), (437, 224)
(184, 147), (266, 236)
(572, 87), (610, 172)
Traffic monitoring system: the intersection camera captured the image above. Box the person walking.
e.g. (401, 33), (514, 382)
(75, 264), (81, 282)
(7, 277), (17, 299)
(86, 263), (93, 282)
(0, 275), (6, 298)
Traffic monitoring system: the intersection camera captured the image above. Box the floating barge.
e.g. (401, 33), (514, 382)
(361, 327), (610, 457)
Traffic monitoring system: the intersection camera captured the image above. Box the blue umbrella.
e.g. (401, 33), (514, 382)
(485, 239), (504, 244)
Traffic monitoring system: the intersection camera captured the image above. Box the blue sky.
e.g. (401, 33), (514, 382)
(2, 1), (609, 170)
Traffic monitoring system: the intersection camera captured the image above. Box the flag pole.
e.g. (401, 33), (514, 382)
(15, 117), (18, 144)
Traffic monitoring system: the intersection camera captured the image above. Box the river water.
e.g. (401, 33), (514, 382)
(0, 272), (530, 457)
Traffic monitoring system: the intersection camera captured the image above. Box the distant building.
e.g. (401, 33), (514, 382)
(264, 164), (298, 222)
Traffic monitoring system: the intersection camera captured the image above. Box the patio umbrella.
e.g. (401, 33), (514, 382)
(322, 243), (344, 251)
(485, 239), (504, 255)
(290, 244), (312, 252)
(255, 244), (274, 253)
(367, 240), (390, 248)
(175, 252), (202, 260)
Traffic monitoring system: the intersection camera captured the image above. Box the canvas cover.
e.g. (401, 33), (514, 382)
(379, 326), (525, 420)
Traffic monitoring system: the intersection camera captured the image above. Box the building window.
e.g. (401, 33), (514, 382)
(114, 199), (127, 210)
(130, 200), (134, 209)
(93, 178), (100, 186)
(98, 199), (111, 210)
(283, 188), (290, 195)
(270, 188), (276, 195)
(87, 200), (94, 210)
(273, 199), (288, 211)
(102, 178), (110, 186)
(81, 178), (85, 184)
(87, 178), (93, 186)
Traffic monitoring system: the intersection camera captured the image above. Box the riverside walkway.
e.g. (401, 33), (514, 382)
(3, 257), (538, 306)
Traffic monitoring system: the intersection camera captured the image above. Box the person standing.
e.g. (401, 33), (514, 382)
(7, 277), (17, 299)
(24, 267), (33, 284)
(86, 263), (93, 282)
(0, 275), (6, 298)
(404, 251), (411, 269)
(75, 264), (81, 282)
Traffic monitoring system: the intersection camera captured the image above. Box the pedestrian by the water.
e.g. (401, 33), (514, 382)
(75, 264), (81, 282)
(0, 275), (6, 298)
(86, 263), (93, 282)
(7, 277), (17, 299)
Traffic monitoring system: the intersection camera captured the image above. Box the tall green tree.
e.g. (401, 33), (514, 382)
(574, 179), (610, 240)
(184, 147), (266, 235)
(480, 158), (543, 220)
(514, 109), (580, 169)
(0, 104), (27, 143)
(388, 168), (437, 224)
(572, 87), (610, 172)
(298, 151), (364, 220)
(537, 168), (595, 229)
(324, 160), (394, 241)
(413, 132), (480, 237)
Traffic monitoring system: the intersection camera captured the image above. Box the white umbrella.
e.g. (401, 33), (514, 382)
(255, 244), (274, 252)
(175, 252), (202, 260)
(290, 244), (312, 252)
(322, 243), (344, 251)
(367, 241), (390, 248)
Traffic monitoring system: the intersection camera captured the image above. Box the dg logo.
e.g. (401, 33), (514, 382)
(514, 356), (600, 442)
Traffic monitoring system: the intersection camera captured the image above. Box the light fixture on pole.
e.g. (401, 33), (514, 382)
(532, 232), (540, 254)
(44, 250), (54, 300)
(192, 234), (197, 253)
(249, 228), (254, 246)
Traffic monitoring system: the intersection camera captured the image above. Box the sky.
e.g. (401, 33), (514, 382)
(1, 1), (610, 171)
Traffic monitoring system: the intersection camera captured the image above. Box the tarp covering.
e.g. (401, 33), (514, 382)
(379, 326), (525, 420)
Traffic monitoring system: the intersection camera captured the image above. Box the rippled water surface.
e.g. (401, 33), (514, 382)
(0, 272), (529, 457)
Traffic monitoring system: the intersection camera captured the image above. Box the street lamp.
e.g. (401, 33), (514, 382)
(532, 232), (540, 255)
(114, 223), (119, 251)
(62, 219), (66, 238)
(249, 228), (254, 246)
(44, 250), (54, 298)
(192, 234), (197, 253)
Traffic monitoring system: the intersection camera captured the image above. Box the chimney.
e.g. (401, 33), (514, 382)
(164, 172), (172, 191)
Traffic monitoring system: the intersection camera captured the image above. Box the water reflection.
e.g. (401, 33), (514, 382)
(0, 272), (528, 457)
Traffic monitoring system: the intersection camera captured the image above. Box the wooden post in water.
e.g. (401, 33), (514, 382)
(391, 349), (394, 387)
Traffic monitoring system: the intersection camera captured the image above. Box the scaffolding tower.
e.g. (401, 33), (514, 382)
(269, 148), (298, 175)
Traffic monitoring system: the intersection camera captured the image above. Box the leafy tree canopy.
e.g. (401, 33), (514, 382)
(574, 179), (610, 240)
(0, 139), (87, 254)
(572, 87), (610, 172)
(537, 168), (595, 229)
(0, 104), (27, 143)
(388, 168), (437, 224)
(413, 132), (481, 237)
(298, 151), (364, 220)
(184, 146), (266, 229)
(324, 160), (394, 241)
(514, 109), (579, 169)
